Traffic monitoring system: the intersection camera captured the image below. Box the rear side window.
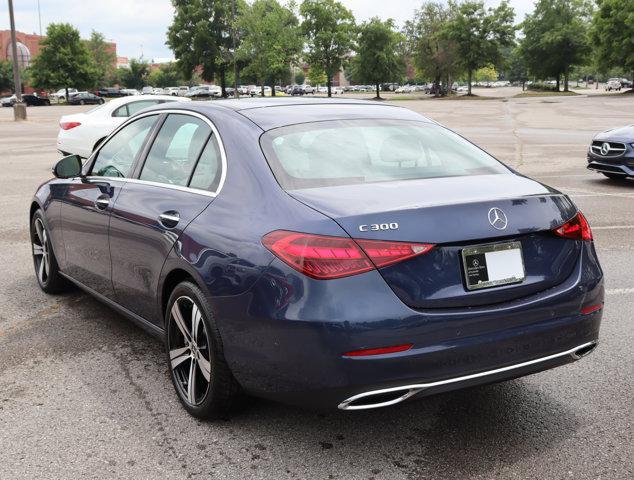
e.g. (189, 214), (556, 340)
(260, 120), (509, 190)
(189, 136), (222, 192)
(140, 114), (211, 186)
(112, 100), (161, 118)
(91, 115), (157, 178)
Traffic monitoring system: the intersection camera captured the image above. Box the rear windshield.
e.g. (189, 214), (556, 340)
(260, 119), (510, 190)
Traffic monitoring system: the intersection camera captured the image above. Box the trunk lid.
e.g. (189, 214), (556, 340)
(289, 174), (581, 308)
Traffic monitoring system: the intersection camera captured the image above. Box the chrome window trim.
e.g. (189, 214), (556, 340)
(84, 108), (228, 197)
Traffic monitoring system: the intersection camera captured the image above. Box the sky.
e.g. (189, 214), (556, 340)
(1, 0), (537, 61)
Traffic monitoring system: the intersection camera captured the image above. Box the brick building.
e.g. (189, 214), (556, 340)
(1, 30), (117, 93)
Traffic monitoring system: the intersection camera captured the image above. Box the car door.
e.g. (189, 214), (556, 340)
(109, 111), (225, 324)
(60, 114), (159, 298)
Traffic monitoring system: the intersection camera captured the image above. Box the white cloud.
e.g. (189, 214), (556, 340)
(1, 0), (537, 60)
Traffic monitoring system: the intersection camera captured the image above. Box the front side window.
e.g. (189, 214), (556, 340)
(112, 100), (162, 118)
(90, 115), (157, 178)
(140, 114), (211, 186)
(260, 119), (510, 190)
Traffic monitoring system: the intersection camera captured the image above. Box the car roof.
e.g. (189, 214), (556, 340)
(165, 97), (434, 131)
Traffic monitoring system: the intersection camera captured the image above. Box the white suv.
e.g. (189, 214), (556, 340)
(606, 79), (622, 91)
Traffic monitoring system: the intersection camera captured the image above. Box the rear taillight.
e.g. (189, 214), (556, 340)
(553, 212), (593, 241)
(60, 121), (81, 130)
(262, 230), (434, 280)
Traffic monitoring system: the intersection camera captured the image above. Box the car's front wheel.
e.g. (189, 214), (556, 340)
(165, 281), (241, 419)
(31, 210), (69, 294)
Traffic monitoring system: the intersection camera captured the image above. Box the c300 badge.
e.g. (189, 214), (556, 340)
(358, 222), (399, 232)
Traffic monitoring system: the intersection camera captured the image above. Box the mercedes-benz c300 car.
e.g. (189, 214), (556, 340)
(30, 99), (603, 418)
(587, 124), (634, 180)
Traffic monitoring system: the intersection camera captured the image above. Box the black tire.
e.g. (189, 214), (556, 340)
(99, 99), (105, 104)
(165, 281), (241, 419)
(30, 209), (69, 294)
(79, 100), (85, 105)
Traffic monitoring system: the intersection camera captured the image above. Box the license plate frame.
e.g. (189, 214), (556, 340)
(461, 241), (526, 291)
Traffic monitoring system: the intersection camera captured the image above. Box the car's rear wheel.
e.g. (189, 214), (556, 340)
(31, 210), (69, 294)
(79, 100), (85, 105)
(165, 281), (241, 419)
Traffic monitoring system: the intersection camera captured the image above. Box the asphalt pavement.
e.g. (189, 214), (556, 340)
(0, 92), (632, 479)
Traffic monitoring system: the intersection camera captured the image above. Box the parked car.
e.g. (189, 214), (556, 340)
(57, 94), (189, 158)
(606, 79), (622, 91)
(1, 94), (16, 107)
(34, 98), (602, 419)
(237, 85), (250, 95)
(618, 78), (632, 89)
(141, 86), (154, 95)
(185, 85), (221, 99)
(97, 87), (124, 98)
(302, 84), (315, 94)
(152, 88), (166, 95)
(332, 87), (344, 95)
(68, 92), (105, 106)
(178, 86), (190, 96)
(3, 93), (51, 106)
(317, 86), (328, 93)
(120, 88), (140, 96)
(587, 125), (634, 180)
(289, 85), (305, 96)
(165, 87), (180, 96)
(50, 88), (78, 102)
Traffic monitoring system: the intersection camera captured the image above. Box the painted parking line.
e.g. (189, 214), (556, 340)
(592, 225), (634, 230)
(606, 288), (634, 295)
(552, 187), (634, 199)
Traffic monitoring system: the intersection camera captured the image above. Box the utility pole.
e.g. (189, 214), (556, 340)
(37, 0), (42, 36)
(232, 0), (239, 98)
(8, 0), (26, 120)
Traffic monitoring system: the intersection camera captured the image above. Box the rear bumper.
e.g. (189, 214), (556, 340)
(338, 340), (597, 410)
(212, 242), (603, 410)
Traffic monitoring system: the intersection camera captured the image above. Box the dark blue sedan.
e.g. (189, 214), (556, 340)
(30, 98), (603, 418)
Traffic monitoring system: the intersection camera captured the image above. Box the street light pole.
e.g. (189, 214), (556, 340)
(8, 0), (26, 120)
(232, 0), (239, 98)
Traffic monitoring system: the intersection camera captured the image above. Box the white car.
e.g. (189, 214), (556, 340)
(317, 86), (328, 93)
(57, 95), (190, 158)
(50, 88), (78, 102)
(141, 86), (154, 95)
(332, 87), (344, 95)
(606, 79), (622, 91)
(178, 86), (190, 96)
(120, 88), (140, 96)
(165, 87), (180, 96)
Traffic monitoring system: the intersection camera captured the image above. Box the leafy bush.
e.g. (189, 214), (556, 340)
(527, 82), (559, 92)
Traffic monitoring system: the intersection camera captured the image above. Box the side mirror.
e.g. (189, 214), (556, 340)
(53, 155), (83, 179)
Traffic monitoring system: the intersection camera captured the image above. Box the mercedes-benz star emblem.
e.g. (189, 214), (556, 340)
(600, 142), (610, 155)
(488, 207), (508, 230)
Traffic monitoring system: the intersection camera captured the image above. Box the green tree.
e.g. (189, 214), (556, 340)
(404, 2), (460, 96)
(0, 60), (13, 92)
(306, 65), (327, 86)
(237, 0), (302, 96)
(148, 63), (185, 88)
(444, 1), (515, 95)
(474, 65), (498, 82)
(294, 71), (305, 84)
(86, 31), (116, 87)
(29, 23), (96, 98)
(300, 0), (356, 97)
(354, 18), (404, 99)
(119, 59), (150, 89)
(520, 0), (592, 92)
(168, 0), (247, 96)
(506, 46), (529, 89)
(591, 0), (634, 85)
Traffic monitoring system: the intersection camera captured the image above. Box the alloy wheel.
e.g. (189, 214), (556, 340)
(168, 296), (212, 405)
(32, 218), (49, 285)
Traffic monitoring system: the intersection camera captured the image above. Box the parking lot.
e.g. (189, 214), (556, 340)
(0, 94), (632, 479)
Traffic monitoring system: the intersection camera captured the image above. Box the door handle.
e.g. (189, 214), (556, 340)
(159, 211), (180, 229)
(95, 195), (111, 210)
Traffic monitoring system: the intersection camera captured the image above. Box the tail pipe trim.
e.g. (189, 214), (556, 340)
(338, 341), (598, 411)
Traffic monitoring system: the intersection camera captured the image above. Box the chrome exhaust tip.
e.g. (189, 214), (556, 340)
(571, 341), (598, 359)
(338, 387), (421, 411)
